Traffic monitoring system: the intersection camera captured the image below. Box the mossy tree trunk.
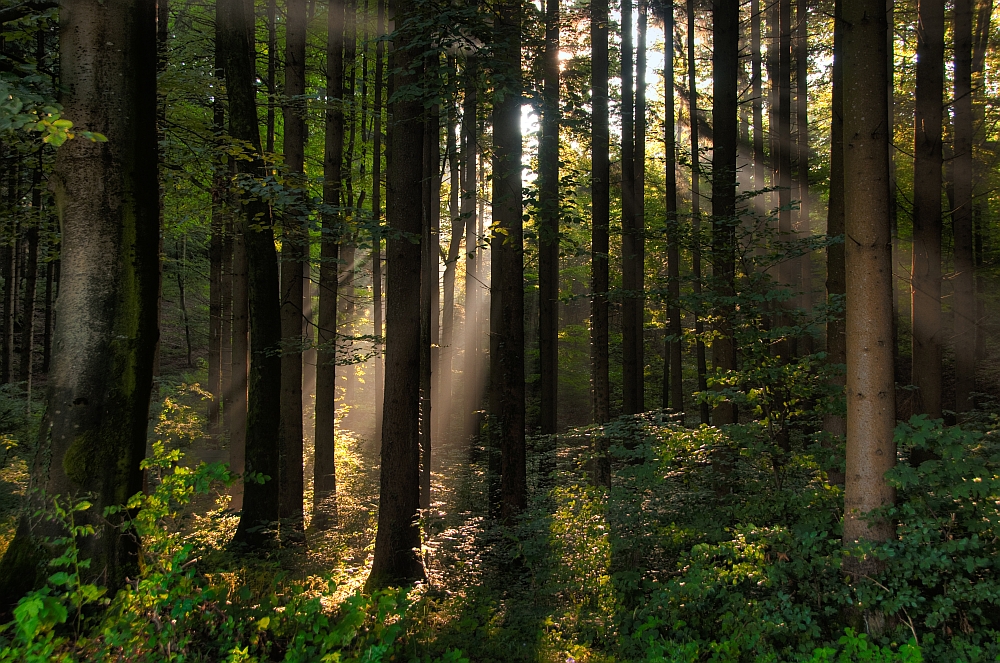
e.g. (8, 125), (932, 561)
(0, 0), (159, 611)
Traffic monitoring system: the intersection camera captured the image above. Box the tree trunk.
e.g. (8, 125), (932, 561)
(664, 2), (682, 412)
(221, 0), (283, 548)
(367, 0), (425, 588)
(0, 0), (159, 609)
(372, 0), (384, 437)
(538, 0), (559, 434)
(419, 101), (436, 511)
(314, 0), (344, 530)
(41, 257), (53, 375)
(590, 0), (610, 426)
(176, 236), (193, 367)
(710, 0), (738, 426)
(775, 0), (795, 360)
(633, 0), (647, 411)
(751, 0), (765, 204)
(19, 168), (40, 390)
(278, 0), (307, 534)
(462, 57), (481, 440)
(620, 0), (638, 415)
(441, 77), (462, 433)
(2, 171), (18, 385)
(953, 0), (975, 415)
(491, 0), (525, 523)
(842, 0), (896, 568)
(796, 0), (812, 354)
(266, 0), (276, 154)
(910, 0), (944, 419)
(208, 180), (224, 434)
(823, 0), (846, 440)
(688, 0), (709, 425)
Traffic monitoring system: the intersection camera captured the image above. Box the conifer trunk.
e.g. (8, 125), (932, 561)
(910, 0), (944, 418)
(461, 57), (481, 439)
(796, 0), (811, 354)
(953, 0), (975, 415)
(688, 0), (709, 425)
(621, 0), (638, 415)
(590, 0), (610, 425)
(538, 0), (559, 433)
(664, 2), (682, 412)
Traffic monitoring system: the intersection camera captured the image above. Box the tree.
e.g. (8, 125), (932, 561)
(621, 0), (638, 414)
(953, 0), (975, 415)
(220, 0), (283, 548)
(538, 0), (560, 434)
(367, 0), (425, 587)
(910, 0), (944, 418)
(315, 0), (345, 530)
(710, 0), (738, 425)
(841, 0), (896, 569)
(0, 0), (159, 607)
(662, 0), (683, 412)
(279, 0), (308, 535)
(591, 0), (610, 425)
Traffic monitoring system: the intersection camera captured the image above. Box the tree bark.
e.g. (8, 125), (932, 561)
(367, 0), (425, 587)
(953, 0), (975, 415)
(538, 0), (559, 434)
(664, 2), (682, 412)
(632, 0), (647, 411)
(0, 0), (159, 608)
(910, 0), (944, 419)
(710, 0), (738, 426)
(621, 0), (638, 415)
(591, 0), (610, 425)
(842, 0), (896, 566)
(491, 0), (525, 522)
(462, 57), (481, 440)
(221, 0), (283, 548)
(419, 99), (438, 511)
(796, 0), (811, 354)
(823, 0), (846, 440)
(688, 0), (709, 425)
(372, 0), (385, 438)
(751, 0), (765, 202)
(314, 0), (344, 530)
(2, 169), (18, 385)
(278, 0), (307, 534)
(19, 168), (39, 389)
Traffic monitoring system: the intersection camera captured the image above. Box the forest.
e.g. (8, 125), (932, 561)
(0, 0), (998, 660)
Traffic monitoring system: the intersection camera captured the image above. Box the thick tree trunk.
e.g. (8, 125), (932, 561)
(953, 0), (975, 415)
(221, 0), (283, 548)
(278, 0), (307, 534)
(538, 0), (559, 434)
(664, 2), (682, 412)
(688, 0), (709, 425)
(910, 0), (944, 419)
(314, 0), (344, 530)
(590, 0), (610, 426)
(842, 0), (896, 567)
(229, 203), (249, 512)
(710, 0), (738, 426)
(491, 0), (525, 522)
(367, 0), (425, 588)
(0, 0), (159, 609)
(823, 0), (846, 440)
(208, 188), (224, 434)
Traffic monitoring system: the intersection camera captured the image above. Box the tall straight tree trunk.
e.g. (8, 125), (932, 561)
(752, 0), (765, 203)
(776, 0), (795, 360)
(823, 0), (846, 440)
(591, 0), (610, 425)
(372, 0), (385, 436)
(230, 200), (249, 511)
(2, 170), (18, 385)
(953, 0), (975, 415)
(215, 35), (233, 439)
(41, 258), (53, 374)
(664, 2), (682, 412)
(538, 0), (559, 434)
(340, 0), (359, 414)
(842, 0), (896, 568)
(207, 2), (224, 434)
(711, 0), (738, 426)
(796, 0), (811, 353)
(368, 0), (425, 588)
(462, 57), (481, 438)
(910, 0), (944, 418)
(419, 99), (438, 510)
(266, 0), (276, 154)
(0, 0), (159, 608)
(176, 237), (194, 367)
(491, 0), (525, 522)
(632, 0), (647, 411)
(278, 0), (307, 534)
(221, 0), (283, 548)
(621, 0), (639, 415)
(442, 79), (463, 427)
(19, 168), (40, 390)
(315, 0), (344, 529)
(688, 0), (709, 425)
(767, 0), (779, 211)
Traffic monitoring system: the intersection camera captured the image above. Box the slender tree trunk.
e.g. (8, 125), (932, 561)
(41, 257), (53, 374)
(633, 0), (647, 411)
(776, 0), (795, 360)
(621, 0), (638, 415)
(462, 57), (481, 439)
(266, 0), (276, 154)
(796, 0), (812, 354)
(2, 170), (17, 385)
(953, 0), (975, 415)
(229, 192), (249, 512)
(176, 237), (193, 367)
(491, 0), (525, 523)
(341, 0), (359, 413)
(419, 101), (435, 511)
(368, 0), (425, 588)
(278, 0), (307, 534)
(372, 0), (385, 436)
(0, 0), (159, 608)
(842, 0), (896, 569)
(824, 0), (846, 440)
(538, 0), (559, 434)
(314, 0), (344, 530)
(711, 0), (738, 426)
(208, 184), (224, 434)
(752, 0), (765, 201)
(688, 0), (709, 425)
(591, 0), (610, 426)
(910, 0), (944, 419)
(221, 0), (283, 548)
(442, 80), (463, 430)
(19, 168), (39, 390)
(664, 2), (682, 412)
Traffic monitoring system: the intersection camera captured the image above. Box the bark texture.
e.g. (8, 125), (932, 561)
(538, 0), (559, 434)
(590, 0), (610, 425)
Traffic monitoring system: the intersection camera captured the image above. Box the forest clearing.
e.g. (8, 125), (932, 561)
(0, 0), (1000, 661)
